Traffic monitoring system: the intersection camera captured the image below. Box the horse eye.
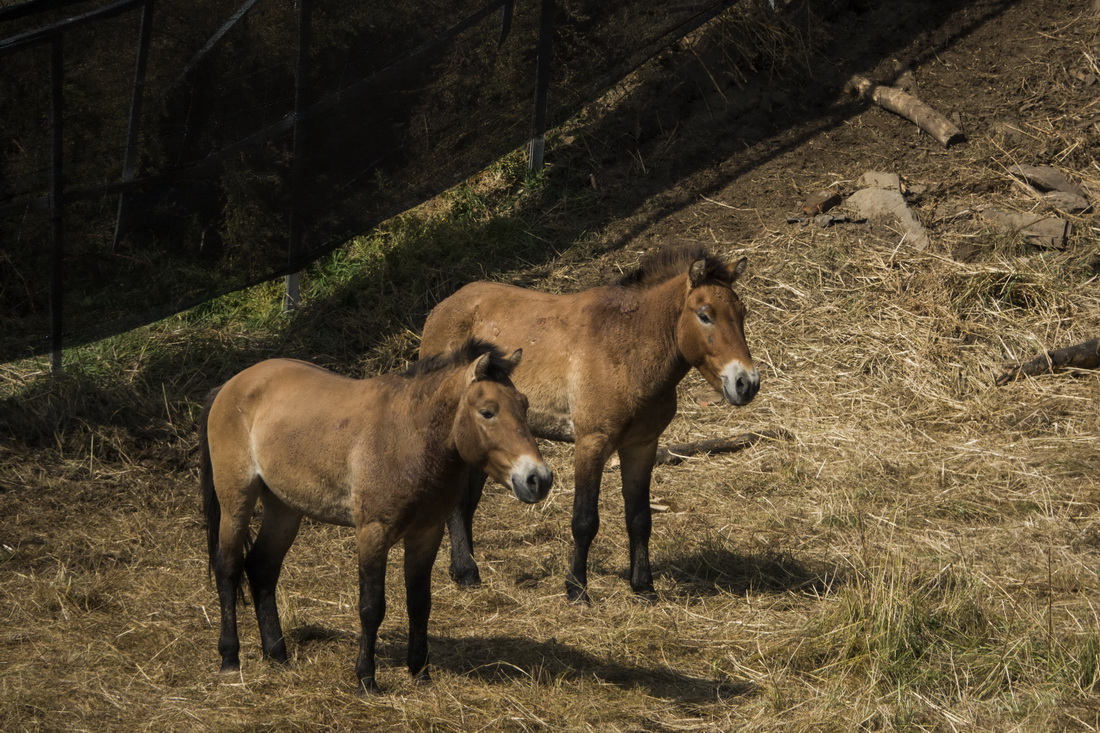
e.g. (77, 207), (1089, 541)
(697, 308), (713, 325)
(478, 408), (496, 420)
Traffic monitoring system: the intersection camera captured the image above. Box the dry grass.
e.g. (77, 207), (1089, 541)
(3, 0), (1100, 730)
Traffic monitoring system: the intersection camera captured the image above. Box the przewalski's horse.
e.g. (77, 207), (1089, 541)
(420, 244), (759, 603)
(199, 340), (552, 693)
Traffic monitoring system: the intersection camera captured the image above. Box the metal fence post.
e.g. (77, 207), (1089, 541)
(113, 0), (155, 252)
(49, 34), (64, 373)
(284, 0), (311, 312)
(527, 0), (554, 172)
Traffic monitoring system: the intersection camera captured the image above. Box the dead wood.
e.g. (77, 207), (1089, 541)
(995, 338), (1100, 386)
(847, 75), (965, 147)
(655, 428), (793, 466)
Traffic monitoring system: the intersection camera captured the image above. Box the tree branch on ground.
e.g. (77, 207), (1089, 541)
(655, 429), (793, 466)
(995, 338), (1100, 386)
(847, 74), (965, 147)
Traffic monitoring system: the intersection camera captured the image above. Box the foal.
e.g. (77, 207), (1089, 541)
(420, 245), (758, 603)
(199, 340), (552, 692)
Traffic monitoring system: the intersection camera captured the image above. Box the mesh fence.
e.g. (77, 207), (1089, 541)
(0, 0), (739, 363)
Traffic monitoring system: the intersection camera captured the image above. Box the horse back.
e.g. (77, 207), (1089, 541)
(208, 359), (393, 526)
(422, 281), (664, 443)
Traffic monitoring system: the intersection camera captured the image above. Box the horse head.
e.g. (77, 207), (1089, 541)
(454, 349), (553, 503)
(677, 255), (760, 406)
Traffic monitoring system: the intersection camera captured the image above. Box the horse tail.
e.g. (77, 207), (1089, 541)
(198, 385), (223, 580)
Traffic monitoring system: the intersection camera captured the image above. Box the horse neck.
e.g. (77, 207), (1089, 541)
(402, 370), (467, 473)
(630, 274), (692, 392)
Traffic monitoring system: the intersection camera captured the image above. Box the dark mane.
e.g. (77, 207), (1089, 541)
(616, 244), (727, 288)
(405, 338), (516, 381)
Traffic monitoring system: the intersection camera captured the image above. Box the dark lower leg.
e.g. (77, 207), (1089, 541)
(244, 502), (301, 663)
(355, 567), (386, 694)
(623, 498), (655, 600)
(245, 558), (288, 663)
(620, 442), (658, 600)
(215, 550), (244, 672)
(405, 527), (443, 681)
(566, 489), (600, 604)
(356, 524), (390, 694)
(448, 472), (485, 587)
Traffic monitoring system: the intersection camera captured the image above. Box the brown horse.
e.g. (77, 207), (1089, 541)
(420, 244), (758, 603)
(199, 340), (552, 693)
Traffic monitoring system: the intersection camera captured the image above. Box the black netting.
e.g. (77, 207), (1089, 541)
(0, 0), (738, 362)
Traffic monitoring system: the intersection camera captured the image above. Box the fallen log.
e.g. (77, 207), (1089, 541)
(995, 338), (1100, 386)
(655, 428), (792, 466)
(847, 74), (965, 147)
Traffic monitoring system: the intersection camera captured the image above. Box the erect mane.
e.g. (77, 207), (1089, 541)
(616, 243), (728, 289)
(405, 338), (516, 381)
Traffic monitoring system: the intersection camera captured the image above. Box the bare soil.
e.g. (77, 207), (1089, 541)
(2, 0), (1100, 730)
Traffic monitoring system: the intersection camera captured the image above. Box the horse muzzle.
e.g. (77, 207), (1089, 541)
(509, 456), (553, 504)
(721, 363), (760, 406)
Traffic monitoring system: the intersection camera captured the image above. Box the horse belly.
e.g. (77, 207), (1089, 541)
(251, 434), (358, 527)
(263, 475), (356, 527)
(527, 407), (575, 443)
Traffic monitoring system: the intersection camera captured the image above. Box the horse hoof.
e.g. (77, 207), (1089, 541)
(219, 661), (241, 675)
(633, 588), (658, 604)
(565, 584), (591, 605)
(450, 567), (483, 588)
(358, 678), (381, 696)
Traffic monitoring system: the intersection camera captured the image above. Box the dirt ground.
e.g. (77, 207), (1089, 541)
(2, 0), (1100, 730)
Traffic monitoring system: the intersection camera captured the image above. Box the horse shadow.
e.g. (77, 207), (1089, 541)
(655, 547), (841, 600)
(429, 633), (753, 703)
(287, 623), (751, 703)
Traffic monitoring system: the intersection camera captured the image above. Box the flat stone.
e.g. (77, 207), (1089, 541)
(845, 187), (930, 250)
(982, 209), (1071, 249)
(1043, 190), (1090, 214)
(856, 171), (901, 191)
(1007, 164), (1086, 197)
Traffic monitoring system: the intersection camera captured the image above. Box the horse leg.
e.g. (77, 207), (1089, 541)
(565, 436), (612, 604)
(244, 489), (303, 664)
(404, 523), (446, 682)
(355, 521), (391, 694)
(213, 477), (262, 673)
(618, 440), (660, 601)
(447, 469), (486, 587)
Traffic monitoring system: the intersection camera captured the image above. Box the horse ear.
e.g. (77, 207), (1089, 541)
(467, 353), (492, 384)
(728, 256), (748, 283)
(506, 349), (523, 370)
(688, 258), (708, 288)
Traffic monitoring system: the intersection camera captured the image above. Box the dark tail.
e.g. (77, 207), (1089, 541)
(199, 385), (224, 579)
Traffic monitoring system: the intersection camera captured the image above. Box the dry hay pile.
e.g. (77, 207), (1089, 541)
(2, 0), (1100, 730)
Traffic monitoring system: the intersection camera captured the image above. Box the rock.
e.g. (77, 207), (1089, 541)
(1042, 190), (1091, 214)
(982, 209), (1072, 249)
(845, 187), (930, 250)
(1007, 164), (1087, 197)
(856, 171), (901, 191)
(800, 189), (843, 216)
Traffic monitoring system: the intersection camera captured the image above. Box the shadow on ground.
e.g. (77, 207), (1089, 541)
(433, 633), (754, 703)
(659, 547), (840, 599)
